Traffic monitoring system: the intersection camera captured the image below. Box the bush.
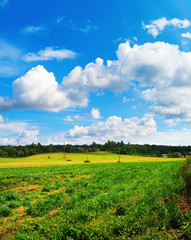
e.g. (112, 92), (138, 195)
(180, 157), (191, 194)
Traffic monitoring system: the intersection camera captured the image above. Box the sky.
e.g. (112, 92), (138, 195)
(1, 0), (191, 146)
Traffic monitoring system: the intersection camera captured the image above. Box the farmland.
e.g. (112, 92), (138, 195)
(0, 153), (190, 239)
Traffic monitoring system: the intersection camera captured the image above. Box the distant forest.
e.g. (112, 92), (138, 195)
(0, 140), (191, 158)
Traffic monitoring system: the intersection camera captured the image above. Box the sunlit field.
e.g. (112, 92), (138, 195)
(0, 153), (190, 239)
(0, 151), (185, 167)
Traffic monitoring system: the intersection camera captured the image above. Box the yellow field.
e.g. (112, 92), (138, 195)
(0, 152), (185, 167)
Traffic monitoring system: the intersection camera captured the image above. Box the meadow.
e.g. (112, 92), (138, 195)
(0, 153), (190, 239)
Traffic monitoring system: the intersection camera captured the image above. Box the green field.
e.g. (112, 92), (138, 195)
(0, 152), (185, 167)
(0, 154), (190, 239)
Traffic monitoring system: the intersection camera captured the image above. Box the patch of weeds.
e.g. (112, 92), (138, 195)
(5, 190), (20, 201)
(8, 200), (20, 209)
(114, 204), (128, 216)
(64, 178), (71, 186)
(26, 192), (64, 217)
(0, 195), (6, 204)
(0, 205), (12, 217)
(180, 157), (191, 194)
(23, 198), (31, 207)
(54, 181), (64, 190)
(65, 187), (75, 194)
(0, 180), (14, 190)
(42, 185), (52, 192)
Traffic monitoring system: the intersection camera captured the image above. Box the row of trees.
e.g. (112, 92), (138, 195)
(0, 140), (190, 158)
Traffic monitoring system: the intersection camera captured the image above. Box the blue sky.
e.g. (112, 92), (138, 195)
(1, 0), (191, 145)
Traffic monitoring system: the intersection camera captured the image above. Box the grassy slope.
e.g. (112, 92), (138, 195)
(0, 158), (190, 239)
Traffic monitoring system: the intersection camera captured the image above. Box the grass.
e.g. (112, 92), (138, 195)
(0, 154), (190, 239)
(0, 152), (185, 168)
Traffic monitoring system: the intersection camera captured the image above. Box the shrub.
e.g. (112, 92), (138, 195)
(180, 157), (191, 194)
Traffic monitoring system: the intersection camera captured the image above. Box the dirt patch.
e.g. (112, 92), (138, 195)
(15, 206), (26, 215)
(0, 228), (16, 239)
(173, 194), (191, 214)
(17, 184), (42, 193)
(49, 209), (58, 216)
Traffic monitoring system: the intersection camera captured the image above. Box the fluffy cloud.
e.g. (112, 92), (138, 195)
(143, 17), (190, 37)
(23, 47), (76, 62)
(181, 32), (191, 39)
(64, 113), (156, 144)
(2, 40), (191, 123)
(0, 115), (39, 145)
(91, 108), (101, 119)
(0, 65), (89, 112)
(115, 41), (191, 122)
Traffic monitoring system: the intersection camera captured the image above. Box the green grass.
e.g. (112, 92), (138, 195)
(0, 157), (190, 239)
(0, 151), (185, 168)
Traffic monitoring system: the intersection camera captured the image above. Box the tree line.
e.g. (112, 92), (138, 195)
(0, 140), (190, 158)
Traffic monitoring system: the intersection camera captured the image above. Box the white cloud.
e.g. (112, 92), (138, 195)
(64, 113), (156, 144)
(91, 108), (101, 119)
(181, 32), (191, 39)
(17, 129), (39, 145)
(21, 25), (46, 34)
(2, 40), (191, 123)
(0, 65), (88, 112)
(64, 115), (73, 122)
(0, 116), (39, 145)
(23, 47), (76, 62)
(0, 0), (8, 7)
(123, 97), (135, 103)
(143, 17), (190, 37)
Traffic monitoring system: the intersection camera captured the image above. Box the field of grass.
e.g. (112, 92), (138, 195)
(0, 151), (185, 167)
(0, 154), (190, 239)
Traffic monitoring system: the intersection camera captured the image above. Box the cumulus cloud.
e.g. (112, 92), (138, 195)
(143, 17), (190, 37)
(91, 108), (101, 119)
(0, 65), (89, 112)
(181, 32), (191, 39)
(64, 113), (156, 144)
(2, 40), (191, 123)
(0, 116), (39, 145)
(23, 47), (76, 62)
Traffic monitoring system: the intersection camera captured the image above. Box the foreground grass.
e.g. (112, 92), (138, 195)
(0, 160), (190, 239)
